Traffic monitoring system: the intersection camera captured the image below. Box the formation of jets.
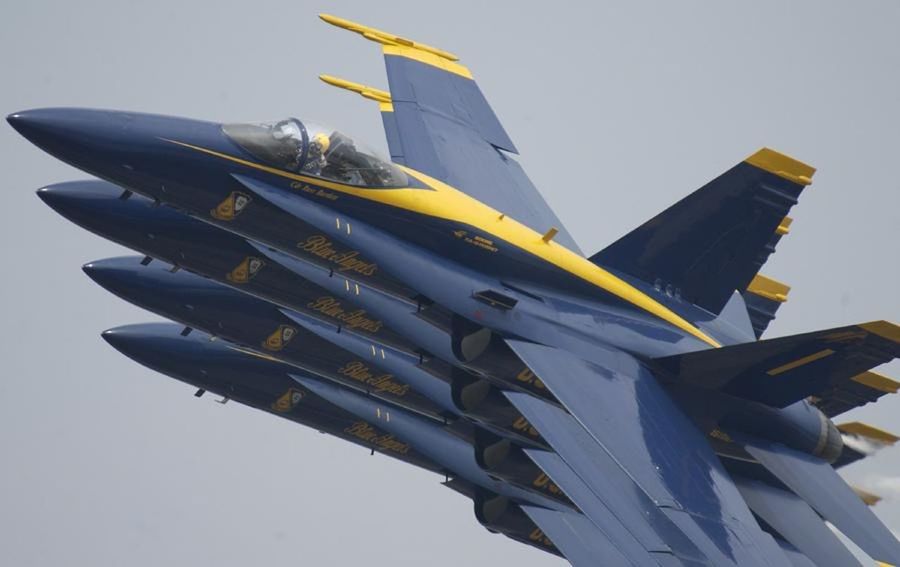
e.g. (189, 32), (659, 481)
(9, 13), (900, 566)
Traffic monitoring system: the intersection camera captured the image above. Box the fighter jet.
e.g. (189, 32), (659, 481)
(10, 13), (900, 566)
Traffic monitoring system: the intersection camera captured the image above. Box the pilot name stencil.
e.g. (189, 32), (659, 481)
(290, 181), (339, 201)
(453, 229), (498, 253)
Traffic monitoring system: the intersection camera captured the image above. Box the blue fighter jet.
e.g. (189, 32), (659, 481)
(10, 13), (900, 566)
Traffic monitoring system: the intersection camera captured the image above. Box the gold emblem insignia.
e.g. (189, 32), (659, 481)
(272, 388), (304, 413)
(226, 256), (265, 284)
(210, 191), (251, 221)
(262, 325), (297, 351)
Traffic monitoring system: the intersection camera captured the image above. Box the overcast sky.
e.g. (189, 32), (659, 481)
(2, 1), (898, 565)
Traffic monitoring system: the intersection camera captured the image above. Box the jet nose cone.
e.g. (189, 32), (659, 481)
(82, 257), (145, 295)
(8, 108), (82, 146)
(7, 111), (28, 132)
(101, 325), (146, 356)
(6, 110), (50, 137)
(35, 181), (92, 210)
(101, 323), (192, 370)
(36, 181), (115, 229)
(7, 108), (138, 170)
(101, 323), (171, 356)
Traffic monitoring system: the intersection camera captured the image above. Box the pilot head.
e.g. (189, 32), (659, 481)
(309, 132), (331, 157)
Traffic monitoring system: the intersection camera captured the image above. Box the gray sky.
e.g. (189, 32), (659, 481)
(2, 1), (898, 565)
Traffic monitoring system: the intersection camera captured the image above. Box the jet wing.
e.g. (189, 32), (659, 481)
(520, 505), (636, 566)
(736, 433), (900, 564)
(505, 339), (792, 566)
(733, 478), (862, 567)
(320, 14), (581, 253)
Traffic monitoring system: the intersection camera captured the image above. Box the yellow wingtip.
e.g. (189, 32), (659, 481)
(860, 320), (900, 343)
(745, 148), (816, 186)
(838, 422), (900, 445)
(747, 274), (791, 303)
(319, 13), (460, 62)
(851, 371), (900, 394)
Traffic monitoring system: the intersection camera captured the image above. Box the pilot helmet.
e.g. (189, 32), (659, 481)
(310, 132), (331, 154)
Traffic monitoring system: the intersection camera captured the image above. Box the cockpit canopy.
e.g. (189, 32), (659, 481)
(223, 118), (408, 188)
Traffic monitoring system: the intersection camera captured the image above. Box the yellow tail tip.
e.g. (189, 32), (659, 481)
(747, 274), (791, 303)
(745, 148), (816, 186)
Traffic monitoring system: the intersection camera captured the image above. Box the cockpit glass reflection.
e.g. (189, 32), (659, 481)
(223, 118), (408, 188)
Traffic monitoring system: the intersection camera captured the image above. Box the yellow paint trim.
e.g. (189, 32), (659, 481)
(776, 216), (793, 236)
(860, 320), (900, 343)
(851, 371), (900, 394)
(744, 148), (816, 186)
(838, 422), (900, 445)
(747, 274), (790, 303)
(167, 139), (720, 347)
(766, 349), (835, 376)
(227, 344), (282, 364)
(319, 13), (460, 61)
(320, 74), (391, 103)
(852, 486), (882, 506)
(541, 227), (559, 243)
(382, 44), (473, 79)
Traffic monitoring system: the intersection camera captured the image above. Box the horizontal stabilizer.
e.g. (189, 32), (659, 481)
(734, 478), (861, 566)
(656, 321), (900, 408)
(590, 148), (813, 314)
(812, 370), (900, 418)
(737, 434), (900, 564)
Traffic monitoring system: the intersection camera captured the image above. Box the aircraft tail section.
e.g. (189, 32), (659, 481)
(589, 149), (813, 314)
(655, 320), (900, 408)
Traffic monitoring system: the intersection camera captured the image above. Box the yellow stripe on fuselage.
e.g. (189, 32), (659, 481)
(166, 139), (721, 348)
